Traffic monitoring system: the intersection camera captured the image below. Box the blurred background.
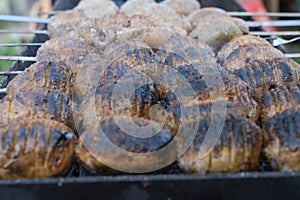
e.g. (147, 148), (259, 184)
(0, 0), (299, 79)
(0, 0), (52, 78)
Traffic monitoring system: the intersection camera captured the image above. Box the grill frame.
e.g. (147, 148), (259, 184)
(0, 1), (299, 199)
(1, 172), (300, 199)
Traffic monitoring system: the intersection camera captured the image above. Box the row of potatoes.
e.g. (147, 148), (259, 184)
(0, 0), (300, 179)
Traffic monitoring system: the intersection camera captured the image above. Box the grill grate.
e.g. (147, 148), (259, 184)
(0, 0), (300, 198)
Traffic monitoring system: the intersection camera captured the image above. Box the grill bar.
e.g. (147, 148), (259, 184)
(0, 88), (6, 94)
(0, 71), (23, 75)
(0, 56), (36, 61)
(0, 53), (300, 62)
(0, 29), (48, 35)
(0, 15), (50, 23)
(249, 31), (300, 36)
(12, 51), (300, 61)
(246, 20), (300, 27)
(229, 12), (300, 17)
(2, 29), (300, 37)
(36, 11), (300, 18)
(285, 53), (300, 58)
(0, 43), (44, 47)
(1, 15), (300, 28)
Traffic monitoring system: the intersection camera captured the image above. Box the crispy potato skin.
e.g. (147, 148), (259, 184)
(6, 61), (73, 95)
(179, 113), (262, 173)
(232, 58), (300, 122)
(217, 35), (273, 64)
(0, 119), (75, 179)
(0, 87), (74, 129)
(75, 117), (175, 174)
(264, 108), (300, 171)
(188, 8), (249, 52)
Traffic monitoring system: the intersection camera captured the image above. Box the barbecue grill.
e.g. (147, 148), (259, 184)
(0, 0), (300, 199)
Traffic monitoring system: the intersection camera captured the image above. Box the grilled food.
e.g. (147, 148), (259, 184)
(127, 15), (187, 36)
(157, 52), (259, 121)
(2, 0), (300, 176)
(189, 7), (249, 52)
(218, 36), (285, 72)
(74, 32), (259, 136)
(117, 27), (188, 50)
(73, 37), (160, 104)
(219, 71), (260, 121)
(0, 118), (75, 179)
(48, 10), (128, 48)
(259, 83), (300, 122)
(36, 39), (108, 96)
(36, 38), (96, 74)
(75, 116), (175, 174)
(120, 0), (155, 16)
(263, 108), (300, 171)
(73, 55), (109, 102)
(121, 3), (192, 33)
(37, 38), (108, 103)
(161, 0), (201, 16)
(221, 46), (285, 72)
(153, 32), (259, 121)
(0, 87), (73, 128)
(74, 0), (119, 19)
(73, 32), (202, 132)
(73, 42), (180, 133)
(6, 61), (73, 95)
(233, 58), (299, 96)
(178, 113), (262, 173)
(188, 7), (228, 27)
(217, 35), (273, 64)
(231, 58), (300, 123)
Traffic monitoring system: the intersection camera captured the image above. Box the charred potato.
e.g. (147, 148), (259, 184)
(0, 119), (75, 179)
(263, 108), (300, 171)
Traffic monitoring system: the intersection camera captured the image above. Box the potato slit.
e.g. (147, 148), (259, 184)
(43, 62), (51, 87)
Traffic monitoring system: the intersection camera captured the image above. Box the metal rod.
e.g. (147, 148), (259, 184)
(229, 12), (300, 17)
(247, 20), (300, 27)
(0, 43), (44, 47)
(0, 15), (50, 23)
(0, 54), (298, 61)
(36, 11), (300, 18)
(285, 53), (300, 58)
(1, 14), (300, 27)
(0, 30), (48, 35)
(22, 30), (293, 37)
(282, 37), (300, 45)
(1, 30), (299, 37)
(0, 88), (6, 94)
(0, 71), (23, 75)
(249, 31), (300, 36)
(35, 11), (300, 18)
(3, 30), (297, 37)
(0, 56), (36, 61)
